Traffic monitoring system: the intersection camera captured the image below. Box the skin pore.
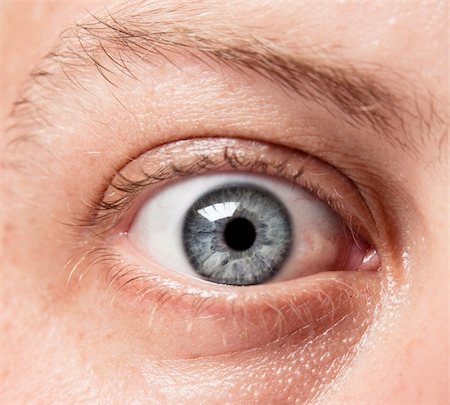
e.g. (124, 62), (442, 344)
(0, 0), (448, 403)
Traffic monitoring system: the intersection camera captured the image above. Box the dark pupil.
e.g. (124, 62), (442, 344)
(224, 217), (256, 251)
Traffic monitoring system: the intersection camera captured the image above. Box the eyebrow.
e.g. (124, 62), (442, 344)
(7, 1), (446, 154)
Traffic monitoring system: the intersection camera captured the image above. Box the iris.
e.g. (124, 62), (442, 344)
(182, 184), (292, 285)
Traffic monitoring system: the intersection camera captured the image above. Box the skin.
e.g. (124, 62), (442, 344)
(0, 0), (448, 404)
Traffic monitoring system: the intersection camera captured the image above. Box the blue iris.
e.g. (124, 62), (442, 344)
(182, 184), (292, 285)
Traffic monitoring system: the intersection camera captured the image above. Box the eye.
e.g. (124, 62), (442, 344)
(79, 137), (382, 360)
(124, 161), (376, 287)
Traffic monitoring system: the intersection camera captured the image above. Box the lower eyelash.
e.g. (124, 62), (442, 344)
(63, 193), (382, 360)
(62, 137), (382, 343)
(65, 244), (148, 296)
(65, 238), (374, 325)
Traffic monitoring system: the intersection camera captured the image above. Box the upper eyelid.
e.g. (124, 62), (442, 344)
(5, 2), (446, 160)
(78, 139), (377, 247)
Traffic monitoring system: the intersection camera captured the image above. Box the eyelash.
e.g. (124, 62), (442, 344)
(79, 140), (369, 244)
(65, 137), (379, 307)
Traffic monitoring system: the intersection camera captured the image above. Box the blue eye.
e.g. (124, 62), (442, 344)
(182, 184), (292, 285)
(128, 172), (371, 285)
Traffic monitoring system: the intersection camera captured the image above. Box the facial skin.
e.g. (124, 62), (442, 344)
(0, 0), (448, 403)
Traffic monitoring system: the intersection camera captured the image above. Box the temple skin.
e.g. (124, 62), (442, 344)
(0, 1), (448, 403)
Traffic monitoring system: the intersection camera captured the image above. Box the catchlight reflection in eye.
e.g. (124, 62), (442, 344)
(128, 173), (372, 286)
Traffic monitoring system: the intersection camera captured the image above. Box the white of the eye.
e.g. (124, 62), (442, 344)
(128, 173), (343, 282)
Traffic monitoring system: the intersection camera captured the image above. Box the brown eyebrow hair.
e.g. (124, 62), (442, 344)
(6, 1), (447, 155)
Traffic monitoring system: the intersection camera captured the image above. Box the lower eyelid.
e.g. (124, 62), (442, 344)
(86, 236), (381, 359)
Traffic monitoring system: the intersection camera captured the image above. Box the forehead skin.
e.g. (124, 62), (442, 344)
(0, 1), (448, 404)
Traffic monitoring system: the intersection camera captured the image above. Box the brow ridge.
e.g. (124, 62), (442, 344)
(6, 1), (447, 155)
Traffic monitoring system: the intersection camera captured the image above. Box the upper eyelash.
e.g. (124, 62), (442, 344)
(80, 146), (310, 229)
(62, 139), (377, 316)
(71, 140), (372, 252)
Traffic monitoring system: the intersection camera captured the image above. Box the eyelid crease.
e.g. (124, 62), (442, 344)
(73, 138), (377, 249)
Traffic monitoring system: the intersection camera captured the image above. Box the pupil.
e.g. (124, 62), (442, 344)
(224, 217), (256, 251)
